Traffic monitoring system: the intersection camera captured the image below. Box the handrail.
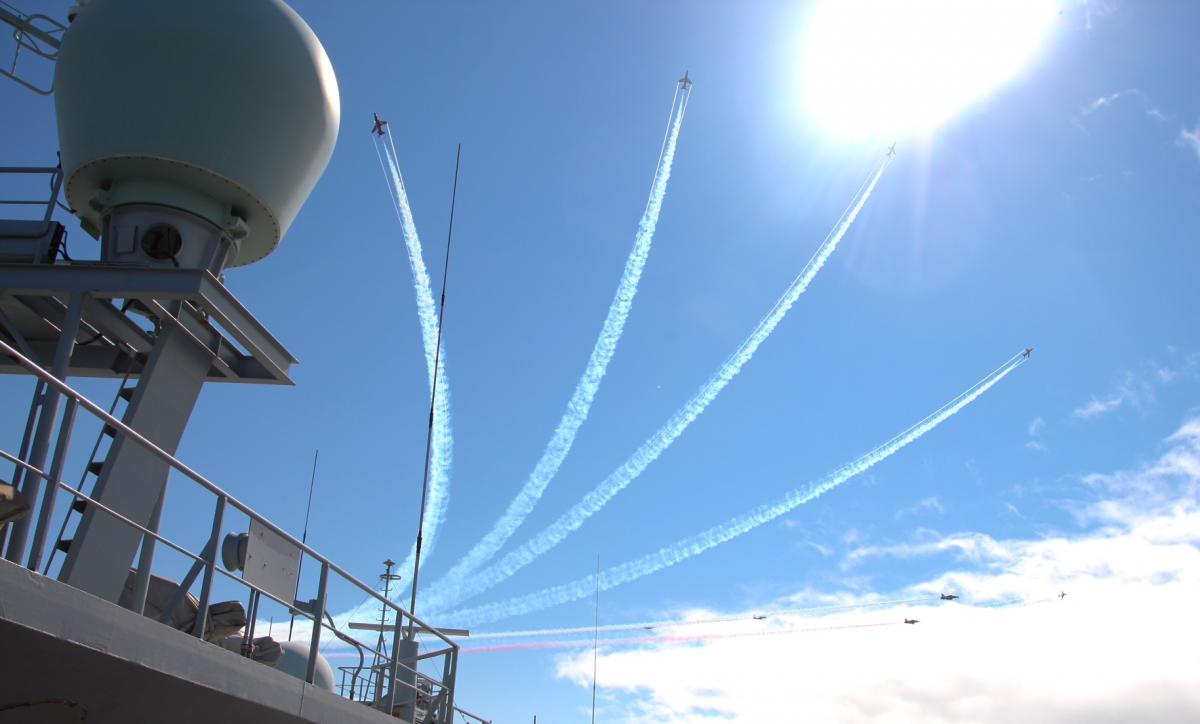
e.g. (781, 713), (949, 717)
(0, 6), (63, 52)
(4, 463), (409, 674)
(453, 705), (492, 723)
(0, 336), (456, 651)
(0, 336), (466, 718)
(0, 165), (64, 222)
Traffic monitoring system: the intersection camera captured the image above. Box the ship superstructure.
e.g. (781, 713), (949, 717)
(0, 1), (487, 721)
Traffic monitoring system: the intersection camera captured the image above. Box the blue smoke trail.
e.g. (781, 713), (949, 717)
(423, 84), (692, 600)
(441, 353), (1027, 626)
(374, 134), (455, 579)
(424, 154), (892, 614)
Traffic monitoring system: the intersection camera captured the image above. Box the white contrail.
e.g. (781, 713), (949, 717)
(373, 135), (455, 579)
(423, 155), (892, 614)
(470, 594), (941, 640)
(440, 353), (1026, 626)
(423, 84), (692, 599)
(472, 614), (756, 641)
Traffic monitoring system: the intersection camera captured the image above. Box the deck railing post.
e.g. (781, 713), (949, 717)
(306, 562), (329, 684)
(443, 648), (458, 720)
(131, 488), (166, 615)
(26, 396), (77, 571)
(4, 292), (83, 564)
(192, 495), (226, 638)
(45, 165), (63, 223)
(383, 608), (405, 713)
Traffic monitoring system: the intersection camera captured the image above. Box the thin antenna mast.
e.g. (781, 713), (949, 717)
(408, 144), (462, 637)
(591, 555), (600, 724)
(288, 448), (319, 640)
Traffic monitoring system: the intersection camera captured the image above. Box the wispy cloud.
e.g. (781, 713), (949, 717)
(1081, 0), (1121, 34)
(894, 496), (946, 521)
(1072, 89), (1168, 131)
(1025, 416), (1048, 452)
(1180, 124), (1200, 163)
(1072, 394), (1124, 420)
(554, 417), (1200, 723)
(1072, 364), (1166, 421)
(1079, 89), (1138, 116)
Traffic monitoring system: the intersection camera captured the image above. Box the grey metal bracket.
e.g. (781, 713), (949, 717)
(0, 264), (296, 384)
(0, 5), (64, 96)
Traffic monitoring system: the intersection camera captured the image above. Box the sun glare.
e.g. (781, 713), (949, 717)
(800, 0), (1059, 140)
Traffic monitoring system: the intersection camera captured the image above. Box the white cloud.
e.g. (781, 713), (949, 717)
(1073, 366), (1163, 421)
(1026, 416), (1048, 452)
(1072, 394), (1124, 420)
(893, 496), (945, 521)
(1027, 417), (1045, 437)
(555, 418), (1200, 723)
(1073, 89), (1168, 131)
(1080, 352), (1200, 422)
(796, 540), (834, 557)
(1079, 89), (1138, 116)
(1181, 125), (1200, 162)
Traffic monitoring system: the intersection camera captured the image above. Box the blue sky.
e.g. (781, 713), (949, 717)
(4, 1), (1200, 721)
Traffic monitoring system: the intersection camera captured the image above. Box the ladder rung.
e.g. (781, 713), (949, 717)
(54, 538), (72, 553)
(70, 498), (87, 513)
(87, 460), (104, 476)
(102, 424), (118, 437)
(118, 386), (136, 401)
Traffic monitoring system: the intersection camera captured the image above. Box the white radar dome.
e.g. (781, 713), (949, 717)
(275, 640), (336, 692)
(54, 0), (341, 266)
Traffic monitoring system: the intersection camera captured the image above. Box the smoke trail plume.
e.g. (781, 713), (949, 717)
(441, 352), (1026, 626)
(374, 135), (455, 578)
(471, 595), (941, 640)
(472, 615), (749, 641)
(465, 620), (902, 654)
(424, 83), (692, 599)
(425, 155), (892, 614)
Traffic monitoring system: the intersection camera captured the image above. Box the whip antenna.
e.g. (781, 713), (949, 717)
(408, 144), (462, 636)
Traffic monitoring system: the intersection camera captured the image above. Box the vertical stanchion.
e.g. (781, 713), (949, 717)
(5, 292), (84, 563)
(385, 606), (405, 713)
(130, 487), (165, 615)
(192, 495), (226, 638)
(306, 562), (329, 684)
(26, 396), (78, 570)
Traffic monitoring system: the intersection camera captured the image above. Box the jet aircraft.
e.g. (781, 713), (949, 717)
(753, 614), (767, 620)
(1023, 347), (1034, 358)
(372, 112), (388, 137)
(904, 618), (919, 625)
(887, 142), (897, 157)
(940, 593), (959, 601)
(1059, 590), (1067, 600)
(679, 70), (693, 90)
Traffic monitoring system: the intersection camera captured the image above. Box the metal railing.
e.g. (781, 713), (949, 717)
(0, 337), (466, 721)
(452, 706), (492, 724)
(0, 1), (65, 96)
(0, 165), (65, 223)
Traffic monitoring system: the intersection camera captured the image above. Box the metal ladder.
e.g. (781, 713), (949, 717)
(42, 365), (140, 574)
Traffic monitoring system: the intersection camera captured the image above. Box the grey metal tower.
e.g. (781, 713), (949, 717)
(1, 0), (339, 604)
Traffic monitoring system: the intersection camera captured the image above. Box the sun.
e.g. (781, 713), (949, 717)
(799, 0), (1060, 140)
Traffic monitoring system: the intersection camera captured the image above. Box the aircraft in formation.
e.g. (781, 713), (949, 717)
(1059, 590), (1068, 600)
(887, 142), (897, 157)
(940, 593), (959, 601)
(753, 614), (768, 620)
(1023, 347), (1034, 358)
(371, 112), (388, 137)
(904, 618), (919, 625)
(678, 70), (693, 90)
